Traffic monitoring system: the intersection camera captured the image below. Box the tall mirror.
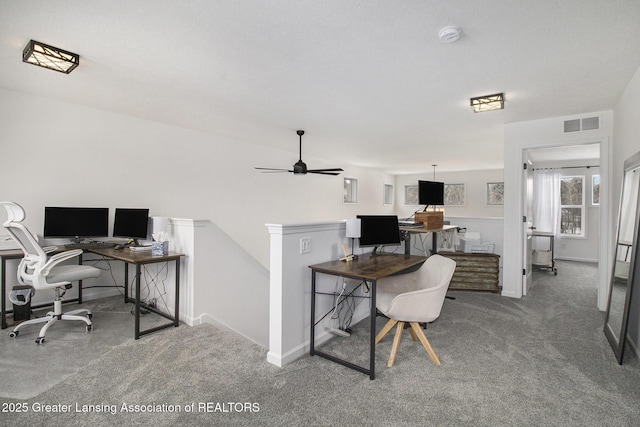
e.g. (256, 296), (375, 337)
(604, 150), (640, 364)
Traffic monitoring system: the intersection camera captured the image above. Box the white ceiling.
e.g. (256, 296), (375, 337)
(2, 1), (639, 173)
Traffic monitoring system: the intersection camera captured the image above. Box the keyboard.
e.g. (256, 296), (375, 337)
(398, 221), (423, 228)
(63, 242), (116, 250)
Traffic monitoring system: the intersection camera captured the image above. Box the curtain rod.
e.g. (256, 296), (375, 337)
(533, 165), (599, 171)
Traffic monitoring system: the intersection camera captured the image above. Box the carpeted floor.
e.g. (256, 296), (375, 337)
(1, 260), (639, 426)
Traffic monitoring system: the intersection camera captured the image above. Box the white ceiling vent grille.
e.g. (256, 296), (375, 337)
(564, 116), (600, 133)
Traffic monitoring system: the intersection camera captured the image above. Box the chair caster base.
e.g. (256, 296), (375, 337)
(9, 330), (18, 338)
(35, 337), (45, 345)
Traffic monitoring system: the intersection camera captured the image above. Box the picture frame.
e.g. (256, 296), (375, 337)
(487, 182), (504, 205)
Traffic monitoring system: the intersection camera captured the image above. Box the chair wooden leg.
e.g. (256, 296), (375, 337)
(388, 321), (405, 367)
(410, 322), (441, 365)
(375, 318), (398, 344)
(408, 326), (418, 342)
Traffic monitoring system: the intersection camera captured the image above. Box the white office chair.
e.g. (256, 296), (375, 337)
(1, 201), (101, 344)
(375, 254), (456, 367)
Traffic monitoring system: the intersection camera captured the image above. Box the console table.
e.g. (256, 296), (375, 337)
(438, 251), (500, 292)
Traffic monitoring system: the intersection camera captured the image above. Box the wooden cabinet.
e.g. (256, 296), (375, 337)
(438, 251), (500, 292)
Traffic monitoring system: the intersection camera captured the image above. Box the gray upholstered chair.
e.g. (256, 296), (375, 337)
(1, 201), (101, 344)
(375, 254), (456, 367)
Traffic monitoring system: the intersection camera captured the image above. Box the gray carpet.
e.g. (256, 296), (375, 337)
(1, 260), (639, 426)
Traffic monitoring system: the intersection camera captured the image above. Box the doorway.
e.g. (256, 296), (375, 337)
(524, 144), (601, 298)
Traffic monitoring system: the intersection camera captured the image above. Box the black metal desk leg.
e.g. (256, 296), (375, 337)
(134, 263), (141, 340)
(310, 269), (316, 356)
(174, 259), (180, 327)
(124, 262), (129, 303)
(78, 255), (83, 304)
(369, 279), (376, 380)
(1, 257), (7, 330)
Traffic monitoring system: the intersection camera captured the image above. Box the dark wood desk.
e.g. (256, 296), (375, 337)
(309, 254), (427, 379)
(1, 247), (184, 339)
(400, 224), (458, 255)
(90, 248), (184, 339)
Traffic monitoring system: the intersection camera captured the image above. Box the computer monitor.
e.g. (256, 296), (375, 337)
(113, 208), (150, 246)
(43, 207), (109, 243)
(357, 215), (402, 256)
(419, 180), (444, 210)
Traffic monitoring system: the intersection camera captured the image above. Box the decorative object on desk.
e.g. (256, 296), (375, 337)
(375, 254), (456, 367)
(604, 150), (640, 365)
(414, 211), (444, 229)
(255, 130), (343, 175)
(344, 218), (361, 260)
(152, 240), (169, 256)
(1, 201), (100, 344)
(23, 40), (79, 74)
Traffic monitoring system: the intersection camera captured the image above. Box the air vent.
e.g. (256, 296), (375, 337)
(563, 116), (600, 133)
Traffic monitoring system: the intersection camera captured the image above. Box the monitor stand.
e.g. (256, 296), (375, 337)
(370, 246), (396, 257)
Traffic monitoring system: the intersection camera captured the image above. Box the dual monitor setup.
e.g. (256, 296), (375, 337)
(44, 207), (150, 247)
(352, 180), (445, 257)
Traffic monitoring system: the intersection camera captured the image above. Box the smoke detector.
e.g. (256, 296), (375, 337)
(438, 26), (462, 43)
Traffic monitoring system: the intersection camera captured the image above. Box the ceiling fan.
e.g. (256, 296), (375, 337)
(255, 130), (343, 176)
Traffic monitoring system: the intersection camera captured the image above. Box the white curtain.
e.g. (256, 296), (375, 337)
(533, 169), (560, 251)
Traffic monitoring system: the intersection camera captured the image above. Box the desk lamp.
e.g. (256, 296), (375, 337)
(344, 218), (361, 261)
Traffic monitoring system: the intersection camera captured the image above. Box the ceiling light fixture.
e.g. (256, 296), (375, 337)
(22, 40), (79, 74)
(470, 93), (504, 113)
(438, 26), (462, 43)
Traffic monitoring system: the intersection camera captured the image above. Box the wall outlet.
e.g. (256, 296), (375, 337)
(300, 238), (312, 254)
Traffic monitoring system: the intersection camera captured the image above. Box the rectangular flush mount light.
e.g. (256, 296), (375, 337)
(22, 40), (79, 74)
(470, 93), (504, 113)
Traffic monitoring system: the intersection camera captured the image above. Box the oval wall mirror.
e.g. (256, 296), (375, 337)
(604, 150), (640, 364)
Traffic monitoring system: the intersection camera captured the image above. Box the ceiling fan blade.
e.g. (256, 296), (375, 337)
(308, 169), (343, 176)
(255, 167), (293, 173)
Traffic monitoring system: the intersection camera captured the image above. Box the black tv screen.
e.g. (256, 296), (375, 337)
(113, 208), (150, 240)
(419, 180), (444, 206)
(44, 207), (109, 238)
(357, 215), (401, 248)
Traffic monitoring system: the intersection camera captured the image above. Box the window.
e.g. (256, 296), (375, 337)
(592, 175), (600, 205)
(343, 178), (357, 203)
(560, 176), (585, 237)
(383, 184), (394, 206)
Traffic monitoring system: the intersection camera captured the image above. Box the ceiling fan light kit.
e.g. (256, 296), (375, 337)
(255, 130), (343, 176)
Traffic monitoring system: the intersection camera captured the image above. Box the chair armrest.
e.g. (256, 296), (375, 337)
(40, 249), (83, 276)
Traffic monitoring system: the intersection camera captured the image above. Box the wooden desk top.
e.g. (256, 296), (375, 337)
(0, 248), (24, 258)
(309, 254), (427, 281)
(399, 224), (458, 234)
(88, 248), (184, 263)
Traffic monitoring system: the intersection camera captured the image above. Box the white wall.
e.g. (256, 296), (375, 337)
(613, 65), (640, 354)
(394, 170), (504, 220)
(0, 87), (393, 346)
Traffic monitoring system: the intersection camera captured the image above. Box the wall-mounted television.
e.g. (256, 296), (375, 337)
(419, 180), (444, 209)
(113, 208), (150, 246)
(356, 215), (402, 256)
(43, 207), (109, 242)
